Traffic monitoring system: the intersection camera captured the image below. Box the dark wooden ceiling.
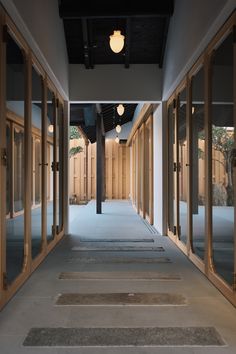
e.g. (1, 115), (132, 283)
(59, 1), (174, 69)
(70, 103), (137, 143)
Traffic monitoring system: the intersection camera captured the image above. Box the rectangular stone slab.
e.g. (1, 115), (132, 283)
(59, 271), (181, 280)
(71, 246), (164, 251)
(23, 327), (225, 347)
(67, 257), (171, 264)
(55, 292), (186, 305)
(79, 238), (154, 242)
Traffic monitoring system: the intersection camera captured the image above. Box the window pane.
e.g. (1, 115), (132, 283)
(6, 32), (25, 284)
(192, 66), (205, 260)
(211, 32), (234, 286)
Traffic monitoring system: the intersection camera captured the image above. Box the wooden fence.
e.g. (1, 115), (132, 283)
(69, 138), (130, 202)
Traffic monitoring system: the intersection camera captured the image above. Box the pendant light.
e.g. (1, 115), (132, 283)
(117, 104), (124, 116)
(109, 30), (125, 53)
(115, 124), (122, 133)
(115, 135), (119, 144)
(48, 124), (54, 133)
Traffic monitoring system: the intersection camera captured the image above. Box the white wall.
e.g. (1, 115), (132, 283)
(163, 0), (235, 99)
(1, 0), (69, 99)
(153, 104), (163, 234)
(70, 64), (162, 102)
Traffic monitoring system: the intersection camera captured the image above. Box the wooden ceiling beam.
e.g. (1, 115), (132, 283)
(59, 1), (174, 19)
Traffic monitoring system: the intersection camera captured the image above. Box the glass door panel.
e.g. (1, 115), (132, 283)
(139, 126), (144, 214)
(145, 122), (150, 218)
(6, 32), (25, 284)
(57, 104), (64, 233)
(31, 66), (43, 258)
(211, 32), (234, 286)
(168, 102), (177, 234)
(178, 87), (188, 243)
(191, 66), (205, 260)
(46, 89), (55, 243)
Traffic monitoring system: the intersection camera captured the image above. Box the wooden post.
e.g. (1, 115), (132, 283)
(96, 114), (102, 214)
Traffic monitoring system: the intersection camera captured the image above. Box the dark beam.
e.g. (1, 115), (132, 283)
(96, 114), (103, 214)
(59, 1), (174, 19)
(124, 18), (130, 68)
(82, 18), (91, 69)
(88, 19), (94, 69)
(159, 16), (170, 68)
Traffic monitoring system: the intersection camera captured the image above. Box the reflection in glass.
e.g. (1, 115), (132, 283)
(47, 89), (54, 242)
(192, 67), (205, 260)
(168, 102), (176, 233)
(211, 32), (234, 286)
(31, 66), (43, 258)
(178, 88), (187, 243)
(6, 32), (25, 284)
(14, 127), (24, 213)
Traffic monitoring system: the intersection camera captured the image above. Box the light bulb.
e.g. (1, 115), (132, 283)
(117, 104), (124, 116)
(115, 136), (119, 144)
(192, 106), (195, 114)
(115, 124), (122, 133)
(48, 124), (54, 133)
(109, 30), (125, 53)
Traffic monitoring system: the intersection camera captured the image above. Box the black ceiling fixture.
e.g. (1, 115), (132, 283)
(58, 1), (174, 69)
(70, 103), (137, 143)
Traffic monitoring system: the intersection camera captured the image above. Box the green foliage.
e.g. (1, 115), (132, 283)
(70, 126), (81, 140)
(211, 126), (234, 155)
(69, 126), (83, 157)
(199, 125), (234, 205)
(199, 125), (234, 158)
(69, 146), (83, 157)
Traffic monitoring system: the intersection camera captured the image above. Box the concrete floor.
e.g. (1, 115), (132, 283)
(0, 199), (236, 353)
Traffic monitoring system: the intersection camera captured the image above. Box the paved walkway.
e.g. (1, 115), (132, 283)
(0, 200), (236, 353)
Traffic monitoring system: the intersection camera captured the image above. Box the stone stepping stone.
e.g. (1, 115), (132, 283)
(67, 256), (171, 264)
(59, 271), (181, 280)
(79, 238), (154, 242)
(71, 246), (164, 252)
(55, 292), (186, 305)
(23, 327), (225, 347)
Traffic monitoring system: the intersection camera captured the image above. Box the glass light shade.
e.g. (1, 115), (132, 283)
(115, 136), (119, 144)
(115, 124), (122, 133)
(48, 124), (54, 133)
(109, 30), (125, 53)
(117, 104), (124, 116)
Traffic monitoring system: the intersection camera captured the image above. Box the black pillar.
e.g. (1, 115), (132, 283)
(102, 135), (105, 202)
(96, 114), (102, 214)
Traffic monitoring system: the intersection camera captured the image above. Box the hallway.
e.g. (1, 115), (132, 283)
(0, 200), (235, 352)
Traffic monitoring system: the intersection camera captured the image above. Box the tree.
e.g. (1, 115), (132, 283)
(199, 125), (234, 205)
(69, 126), (83, 157)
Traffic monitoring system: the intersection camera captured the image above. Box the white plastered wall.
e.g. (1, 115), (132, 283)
(163, 0), (235, 99)
(70, 64), (162, 102)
